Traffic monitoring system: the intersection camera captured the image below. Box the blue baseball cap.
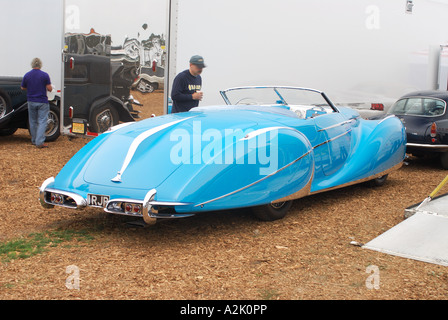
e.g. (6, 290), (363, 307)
(190, 55), (206, 68)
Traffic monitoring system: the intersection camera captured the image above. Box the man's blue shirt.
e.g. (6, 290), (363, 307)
(21, 69), (51, 103)
(171, 69), (202, 113)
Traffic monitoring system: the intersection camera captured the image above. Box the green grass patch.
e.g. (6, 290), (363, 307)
(258, 288), (280, 300)
(0, 229), (94, 263)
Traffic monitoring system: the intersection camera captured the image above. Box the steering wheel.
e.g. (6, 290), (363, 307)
(235, 97), (260, 105)
(311, 105), (326, 112)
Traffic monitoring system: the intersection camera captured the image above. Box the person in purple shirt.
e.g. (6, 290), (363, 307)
(21, 58), (53, 148)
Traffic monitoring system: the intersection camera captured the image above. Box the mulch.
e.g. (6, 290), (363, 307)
(0, 91), (447, 299)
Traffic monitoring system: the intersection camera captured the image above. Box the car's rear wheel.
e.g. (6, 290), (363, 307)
(440, 152), (448, 170)
(252, 201), (293, 221)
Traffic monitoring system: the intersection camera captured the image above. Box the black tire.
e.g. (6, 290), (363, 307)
(26, 103), (60, 142)
(0, 127), (18, 136)
(252, 201), (293, 221)
(89, 104), (119, 133)
(440, 152), (448, 170)
(367, 174), (388, 187)
(45, 103), (61, 142)
(0, 89), (12, 119)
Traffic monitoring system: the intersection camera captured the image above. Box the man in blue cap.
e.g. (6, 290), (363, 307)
(171, 55), (206, 113)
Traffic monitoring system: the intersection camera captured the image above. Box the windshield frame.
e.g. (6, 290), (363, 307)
(220, 86), (340, 113)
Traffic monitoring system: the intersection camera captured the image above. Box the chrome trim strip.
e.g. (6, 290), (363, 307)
(313, 129), (352, 149)
(407, 143), (448, 150)
(309, 162), (403, 196)
(194, 149), (313, 208)
(112, 117), (196, 182)
(317, 119), (356, 132)
(240, 126), (296, 141)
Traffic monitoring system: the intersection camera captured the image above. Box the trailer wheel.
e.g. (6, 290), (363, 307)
(90, 104), (119, 133)
(251, 201), (293, 221)
(440, 152), (448, 170)
(0, 89), (12, 119)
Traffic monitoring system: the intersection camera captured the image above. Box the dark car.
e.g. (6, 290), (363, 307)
(0, 76), (60, 141)
(64, 53), (140, 134)
(386, 90), (448, 169)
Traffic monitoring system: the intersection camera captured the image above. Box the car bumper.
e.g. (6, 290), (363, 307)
(407, 143), (448, 152)
(38, 177), (193, 224)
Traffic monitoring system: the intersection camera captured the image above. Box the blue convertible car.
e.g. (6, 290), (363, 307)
(39, 86), (406, 223)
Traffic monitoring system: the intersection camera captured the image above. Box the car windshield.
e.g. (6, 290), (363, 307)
(389, 97), (446, 117)
(221, 86), (334, 109)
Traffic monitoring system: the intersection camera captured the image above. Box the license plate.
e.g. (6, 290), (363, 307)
(87, 194), (110, 208)
(72, 122), (85, 134)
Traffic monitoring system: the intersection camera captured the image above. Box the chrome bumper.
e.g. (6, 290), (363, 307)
(39, 177), (87, 210)
(105, 189), (194, 224)
(39, 180), (193, 224)
(407, 143), (448, 152)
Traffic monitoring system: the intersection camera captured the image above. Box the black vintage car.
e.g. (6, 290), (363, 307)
(0, 76), (60, 141)
(63, 53), (141, 134)
(386, 90), (448, 169)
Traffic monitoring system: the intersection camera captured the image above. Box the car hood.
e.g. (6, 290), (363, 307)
(82, 109), (264, 190)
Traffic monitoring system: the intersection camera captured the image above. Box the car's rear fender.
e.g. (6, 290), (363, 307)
(156, 127), (315, 213)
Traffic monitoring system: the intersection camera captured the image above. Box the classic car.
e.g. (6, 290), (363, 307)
(0, 76), (60, 141)
(39, 86), (406, 224)
(132, 65), (165, 94)
(63, 53), (139, 134)
(385, 90), (448, 169)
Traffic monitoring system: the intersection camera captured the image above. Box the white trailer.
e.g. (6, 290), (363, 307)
(0, 0), (63, 88)
(3, 0), (448, 134)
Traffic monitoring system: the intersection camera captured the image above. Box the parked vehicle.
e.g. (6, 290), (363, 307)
(63, 31), (142, 136)
(0, 76), (60, 141)
(386, 90), (448, 169)
(39, 86), (406, 224)
(132, 65), (165, 94)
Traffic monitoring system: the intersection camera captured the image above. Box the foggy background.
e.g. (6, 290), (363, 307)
(175, 0), (448, 105)
(2, 0), (448, 108)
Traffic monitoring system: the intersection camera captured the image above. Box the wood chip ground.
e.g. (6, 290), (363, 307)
(1, 91), (447, 299)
